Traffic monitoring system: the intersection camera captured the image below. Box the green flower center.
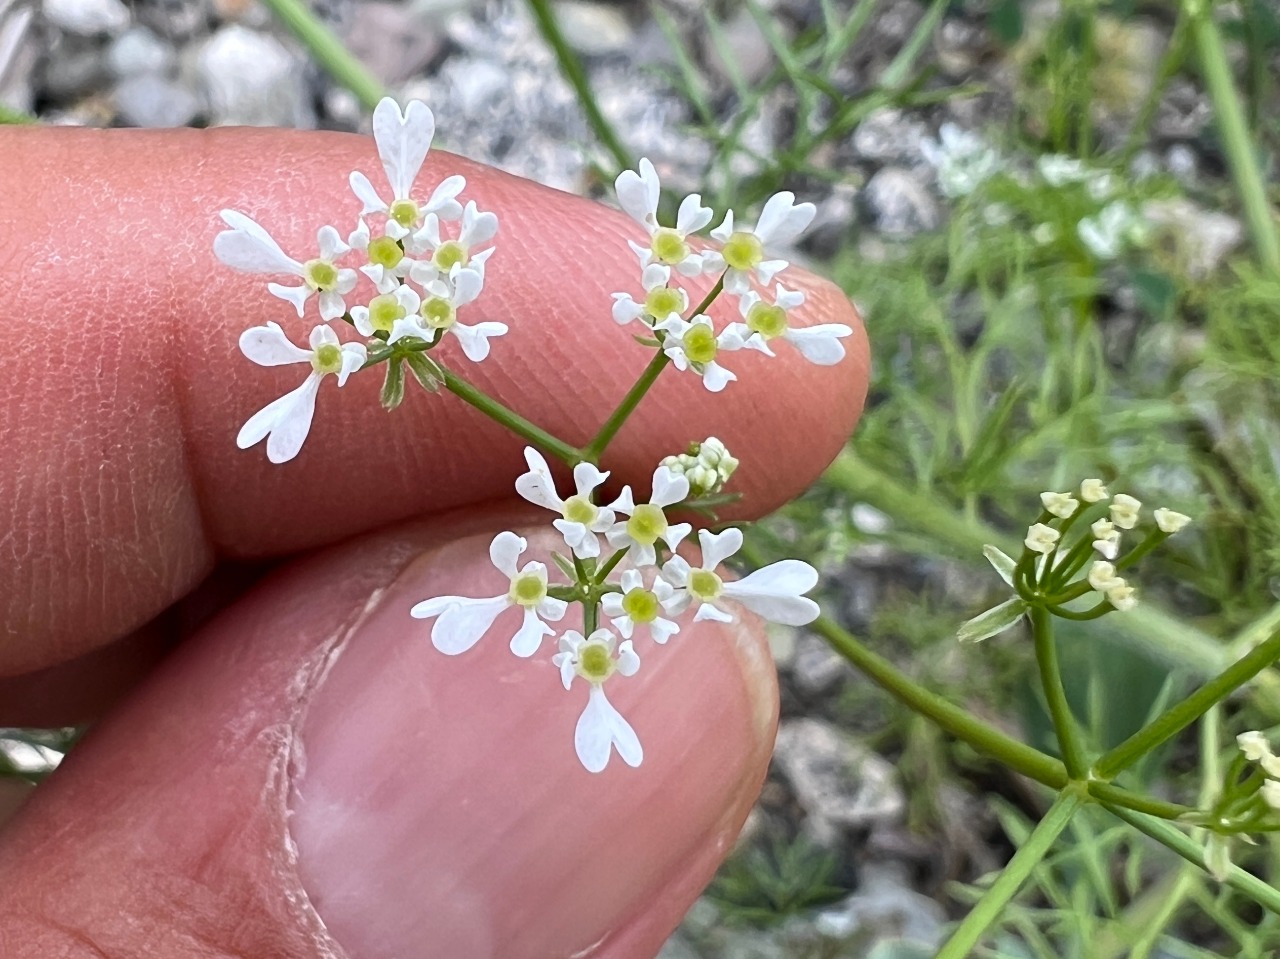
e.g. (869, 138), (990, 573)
(433, 240), (469, 272)
(367, 293), (406, 333)
(621, 587), (660, 624)
(304, 259), (339, 291)
(689, 568), (723, 601)
(509, 572), (546, 607)
(421, 297), (456, 330)
(389, 198), (420, 229)
(683, 324), (718, 365)
(311, 343), (344, 375)
(722, 230), (764, 271)
(626, 504), (667, 546)
(368, 235), (404, 270)
(746, 301), (788, 339)
(578, 643), (614, 682)
(651, 228), (689, 266)
(562, 495), (597, 525)
(644, 285), (686, 321)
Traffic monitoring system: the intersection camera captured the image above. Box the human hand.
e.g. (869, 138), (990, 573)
(0, 126), (867, 958)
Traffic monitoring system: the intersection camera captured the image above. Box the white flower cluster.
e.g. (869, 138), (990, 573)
(213, 98), (504, 463)
(610, 158), (853, 392)
(412, 445), (821, 773)
(920, 123), (1003, 199)
(1237, 731), (1280, 810)
(659, 437), (739, 497)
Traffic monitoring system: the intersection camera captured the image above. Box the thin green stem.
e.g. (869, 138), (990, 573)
(935, 790), (1083, 959)
(440, 369), (584, 466)
(1190, 0), (1280, 276)
(260, 0), (387, 111)
(1086, 782), (1192, 820)
(526, 0), (631, 173)
(1104, 804), (1280, 915)
(1032, 605), (1089, 779)
(1094, 628), (1280, 779)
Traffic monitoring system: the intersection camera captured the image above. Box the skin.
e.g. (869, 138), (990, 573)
(0, 126), (868, 958)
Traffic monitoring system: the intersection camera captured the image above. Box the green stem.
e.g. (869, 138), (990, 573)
(1086, 782), (1192, 820)
(526, 0), (631, 173)
(1032, 605), (1089, 779)
(1094, 628), (1280, 779)
(260, 0), (387, 111)
(440, 369), (584, 466)
(1104, 804), (1280, 915)
(934, 790), (1083, 959)
(1190, 0), (1280, 276)
(583, 349), (670, 462)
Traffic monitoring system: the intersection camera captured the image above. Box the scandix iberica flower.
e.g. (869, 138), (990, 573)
(213, 97), (852, 771)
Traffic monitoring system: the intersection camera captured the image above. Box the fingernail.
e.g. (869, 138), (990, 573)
(290, 527), (777, 959)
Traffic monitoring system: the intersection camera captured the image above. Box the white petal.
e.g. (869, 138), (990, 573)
(710, 209), (735, 243)
(388, 316), (427, 345)
(722, 559), (820, 626)
(459, 202), (499, 247)
(629, 542), (657, 567)
(449, 321), (507, 362)
(641, 262), (672, 292)
(648, 617), (680, 644)
(515, 447), (564, 511)
(785, 325), (852, 365)
(239, 321), (312, 367)
(755, 259), (788, 287)
(349, 171), (388, 216)
(510, 607), (554, 657)
(335, 343), (367, 386)
(348, 217), (371, 250)
(267, 282), (312, 317)
(489, 531), (526, 577)
(450, 266), (485, 306)
(693, 601), (735, 624)
(616, 639), (640, 676)
(573, 462), (610, 497)
(601, 593), (626, 618)
(317, 290), (347, 322)
(650, 466), (690, 508)
(663, 522), (692, 553)
(722, 269), (751, 296)
(425, 174), (466, 220)
(316, 225), (350, 261)
(608, 486), (635, 515)
(554, 652), (576, 690)
(576, 686), (642, 772)
(753, 191), (815, 246)
(214, 210), (302, 275)
(699, 527), (743, 570)
(615, 157), (660, 227)
(675, 193), (712, 234)
(537, 596), (568, 622)
(609, 615), (635, 639)
(374, 97), (436, 200)
(675, 252), (706, 277)
(611, 294), (644, 325)
(236, 373), (323, 464)
(429, 595), (510, 655)
(700, 361), (736, 393)
(661, 555), (691, 587)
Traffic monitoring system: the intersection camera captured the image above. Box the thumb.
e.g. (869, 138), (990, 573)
(0, 509), (777, 958)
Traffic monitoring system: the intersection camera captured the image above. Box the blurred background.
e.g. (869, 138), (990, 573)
(4, 0), (1280, 955)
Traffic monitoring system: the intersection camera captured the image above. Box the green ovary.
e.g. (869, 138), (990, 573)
(746, 302), (788, 339)
(562, 495), (597, 525)
(650, 228), (689, 266)
(626, 504), (667, 546)
(433, 241), (469, 272)
(578, 643), (613, 681)
(421, 297), (456, 330)
(367, 294), (406, 333)
(722, 231), (764, 271)
(683, 324), (718, 365)
(689, 568), (723, 601)
(644, 286), (686, 320)
(304, 259), (339, 291)
(389, 199), (420, 229)
(368, 235), (405, 270)
(311, 343), (344, 375)
(509, 572), (546, 607)
(621, 587), (660, 624)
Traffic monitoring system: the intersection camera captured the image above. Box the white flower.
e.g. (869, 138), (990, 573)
(514, 446), (616, 558)
(387, 266), (507, 362)
(663, 527), (820, 627)
(348, 98), (466, 238)
(350, 284), (421, 337)
(1078, 201), (1141, 260)
(1091, 518), (1121, 560)
(1110, 493), (1142, 529)
(1024, 523), (1060, 554)
(1038, 154), (1091, 187)
(660, 314), (743, 392)
(1263, 780), (1280, 812)
(1080, 478), (1109, 503)
(611, 263), (688, 328)
(1237, 731), (1273, 763)
(1106, 582), (1138, 612)
(236, 323), (366, 464)
(410, 531), (567, 657)
(552, 628), (642, 773)
(1040, 491), (1079, 519)
(602, 569), (680, 644)
(726, 286), (853, 366)
(1087, 561), (1124, 592)
(920, 123), (1002, 198)
(701, 192), (815, 295)
(1154, 508), (1192, 534)
(408, 200), (498, 284)
(348, 218), (417, 293)
(213, 211), (357, 320)
(615, 157), (712, 277)
(605, 465), (692, 567)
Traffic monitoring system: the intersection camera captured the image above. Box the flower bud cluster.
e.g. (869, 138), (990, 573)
(660, 437), (739, 497)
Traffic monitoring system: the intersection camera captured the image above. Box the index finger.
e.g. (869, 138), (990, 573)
(0, 126), (867, 674)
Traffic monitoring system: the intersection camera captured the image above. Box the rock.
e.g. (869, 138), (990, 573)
(1165, 143), (1198, 184)
(43, 0), (129, 35)
(39, 32), (110, 101)
(0, 0), (39, 113)
(107, 25), (175, 78)
(933, 16), (988, 78)
(1144, 197), (1243, 279)
(789, 632), (854, 696)
(773, 719), (904, 842)
(862, 166), (940, 236)
(342, 0), (443, 86)
(656, 932), (702, 959)
(197, 24), (312, 127)
(706, 6), (775, 86)
(115, 73), (199, 126)
(851, 107), (928, 164)
(552, 0), (631, 57)
(814, 864), (946, 948)
(1155, 77), (1211, 140)
(136, 0), (211, 39)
